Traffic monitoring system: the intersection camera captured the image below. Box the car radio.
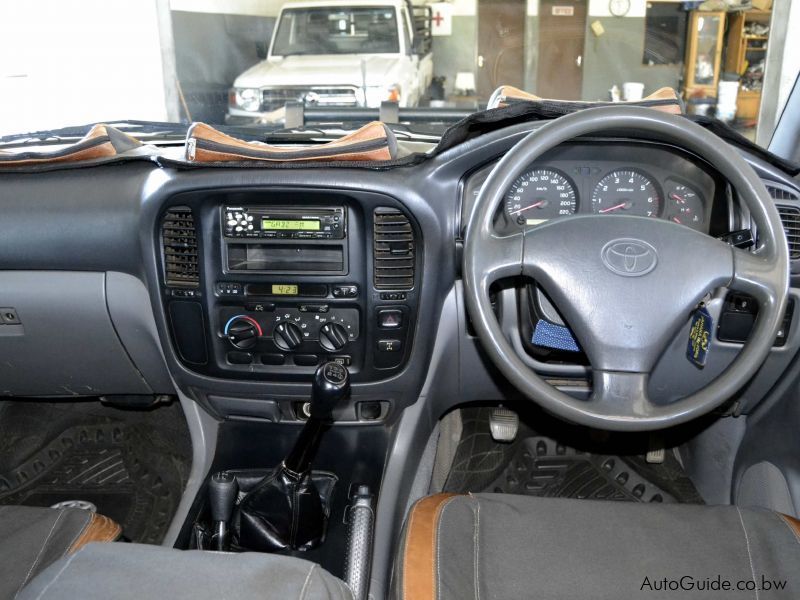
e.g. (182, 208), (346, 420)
(223, 206), (345, 240)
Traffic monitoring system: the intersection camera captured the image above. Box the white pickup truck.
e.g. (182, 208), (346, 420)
(227, 0), (433, 124)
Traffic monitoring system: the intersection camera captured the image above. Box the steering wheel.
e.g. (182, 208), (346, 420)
(463, 106), (789, 431)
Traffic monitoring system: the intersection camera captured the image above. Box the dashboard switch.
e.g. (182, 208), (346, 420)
(377, 339), (402, 352)
(377, 309), (403, 329)
(294, 354), (319, 367)
(261, 353), (286, 366)
(227, 351), (253, 365)
(332, 284), (358, 298)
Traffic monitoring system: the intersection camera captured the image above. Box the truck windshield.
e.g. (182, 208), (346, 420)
(272, 7), (399, 56)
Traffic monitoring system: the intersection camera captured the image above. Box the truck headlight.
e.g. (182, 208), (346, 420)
(362, 84), (402, 107)
(233, 88), (261, 112)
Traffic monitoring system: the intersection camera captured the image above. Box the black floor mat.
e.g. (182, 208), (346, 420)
(485, 437), (702, 503)
(0, 400), (192, 544)
(443, 408), (703, 504)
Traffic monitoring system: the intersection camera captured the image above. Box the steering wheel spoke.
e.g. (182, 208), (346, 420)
(466, 230), (523, 293)
(590, 370), (653, 419)
(731, 247), (782, 307)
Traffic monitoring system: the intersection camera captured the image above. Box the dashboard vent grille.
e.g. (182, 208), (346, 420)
(777, 205), (800, 260)
(162, 207), (200, 287)
(767, 184), (800, 260)
(373, 208), (415, 290)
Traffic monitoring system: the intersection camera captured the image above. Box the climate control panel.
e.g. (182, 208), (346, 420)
(218, 304), (360, 370)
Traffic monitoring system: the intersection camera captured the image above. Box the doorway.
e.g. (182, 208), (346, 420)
(476, 0), (527, 99)
(537, 0), (587, 99)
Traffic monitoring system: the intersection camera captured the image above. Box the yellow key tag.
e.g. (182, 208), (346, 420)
(687, 305), (713, 368)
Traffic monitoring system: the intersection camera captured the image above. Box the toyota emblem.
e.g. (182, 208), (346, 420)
(601, 239), (658, 277)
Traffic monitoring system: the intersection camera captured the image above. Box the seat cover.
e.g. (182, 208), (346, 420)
(0, 505), (121, 599)
(395, 493), (800, 600)
(18, 542), (353, 600)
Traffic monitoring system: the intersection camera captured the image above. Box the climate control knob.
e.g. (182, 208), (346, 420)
(319, 322), (349, 352)
(273, 321), (304, 351)
(225, 316), (261, 350)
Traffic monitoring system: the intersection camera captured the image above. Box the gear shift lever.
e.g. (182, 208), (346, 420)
(233, 362), (350, 552)
(284, 361), (350, 476)
(208, 471), (238, 551)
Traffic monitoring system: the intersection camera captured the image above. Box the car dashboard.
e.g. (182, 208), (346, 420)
(0, 121), (799, 423)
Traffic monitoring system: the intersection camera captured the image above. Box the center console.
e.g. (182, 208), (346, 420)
(158, 189), (420, 395)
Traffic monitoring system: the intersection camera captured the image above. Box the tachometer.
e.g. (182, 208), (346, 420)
(505, 168), (577, 226)
(591, 170), (661, 217)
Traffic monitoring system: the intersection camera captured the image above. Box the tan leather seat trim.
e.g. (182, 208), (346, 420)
(778, 513), (800, 544)
(68, 513), (123, 554)
(402, 493), (459, 600)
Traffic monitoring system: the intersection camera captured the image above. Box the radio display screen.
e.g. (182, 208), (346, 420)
(261, 219), (320, 231)
(271, 284), (299, 295)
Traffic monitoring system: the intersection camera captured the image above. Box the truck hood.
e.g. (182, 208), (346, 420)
(233, 55), (405, 89)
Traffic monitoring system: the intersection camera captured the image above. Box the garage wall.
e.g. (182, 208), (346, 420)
(0, 0), (171, 135)
(581, 6), (682, 101)
(430, 0), (478, 95)
(581, 24), (682, 101)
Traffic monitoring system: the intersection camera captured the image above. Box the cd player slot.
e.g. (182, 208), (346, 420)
(227, 243), (345, 274)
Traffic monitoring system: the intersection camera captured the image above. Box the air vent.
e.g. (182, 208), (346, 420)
(766, 184), (800, 260)
(162, 207), (200, 287)
(776, 205), (800, 259)
(373, 208), (415, 290)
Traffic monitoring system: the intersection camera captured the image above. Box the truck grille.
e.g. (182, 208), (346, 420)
(261, 87), (359, 111)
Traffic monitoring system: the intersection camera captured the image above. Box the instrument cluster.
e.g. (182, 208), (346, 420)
(504, 166), (708, 231)
(462, 143), (722, 236)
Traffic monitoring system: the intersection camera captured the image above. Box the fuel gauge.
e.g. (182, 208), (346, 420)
(665, 182), (704, 230)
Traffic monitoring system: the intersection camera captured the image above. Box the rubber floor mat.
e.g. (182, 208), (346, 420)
(0, 401), (191, 544)
(485, 437), (704, 503)
(443, 407), (521, 494)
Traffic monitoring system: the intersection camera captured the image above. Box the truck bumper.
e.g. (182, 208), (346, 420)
(224, 114), (268, 126)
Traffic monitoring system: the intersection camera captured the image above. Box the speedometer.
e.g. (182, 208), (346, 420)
(591, 170), (661, 217)
(505, 168), (577, 226)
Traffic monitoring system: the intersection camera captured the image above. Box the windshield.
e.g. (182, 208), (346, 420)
(1, 0), (798, 149)
(272, 7), (400, 56)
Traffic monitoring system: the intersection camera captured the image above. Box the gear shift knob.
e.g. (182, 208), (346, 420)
(310, 362), (350, 420)
(208, 471), (238, 523)
(208, 471), (238, 551)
